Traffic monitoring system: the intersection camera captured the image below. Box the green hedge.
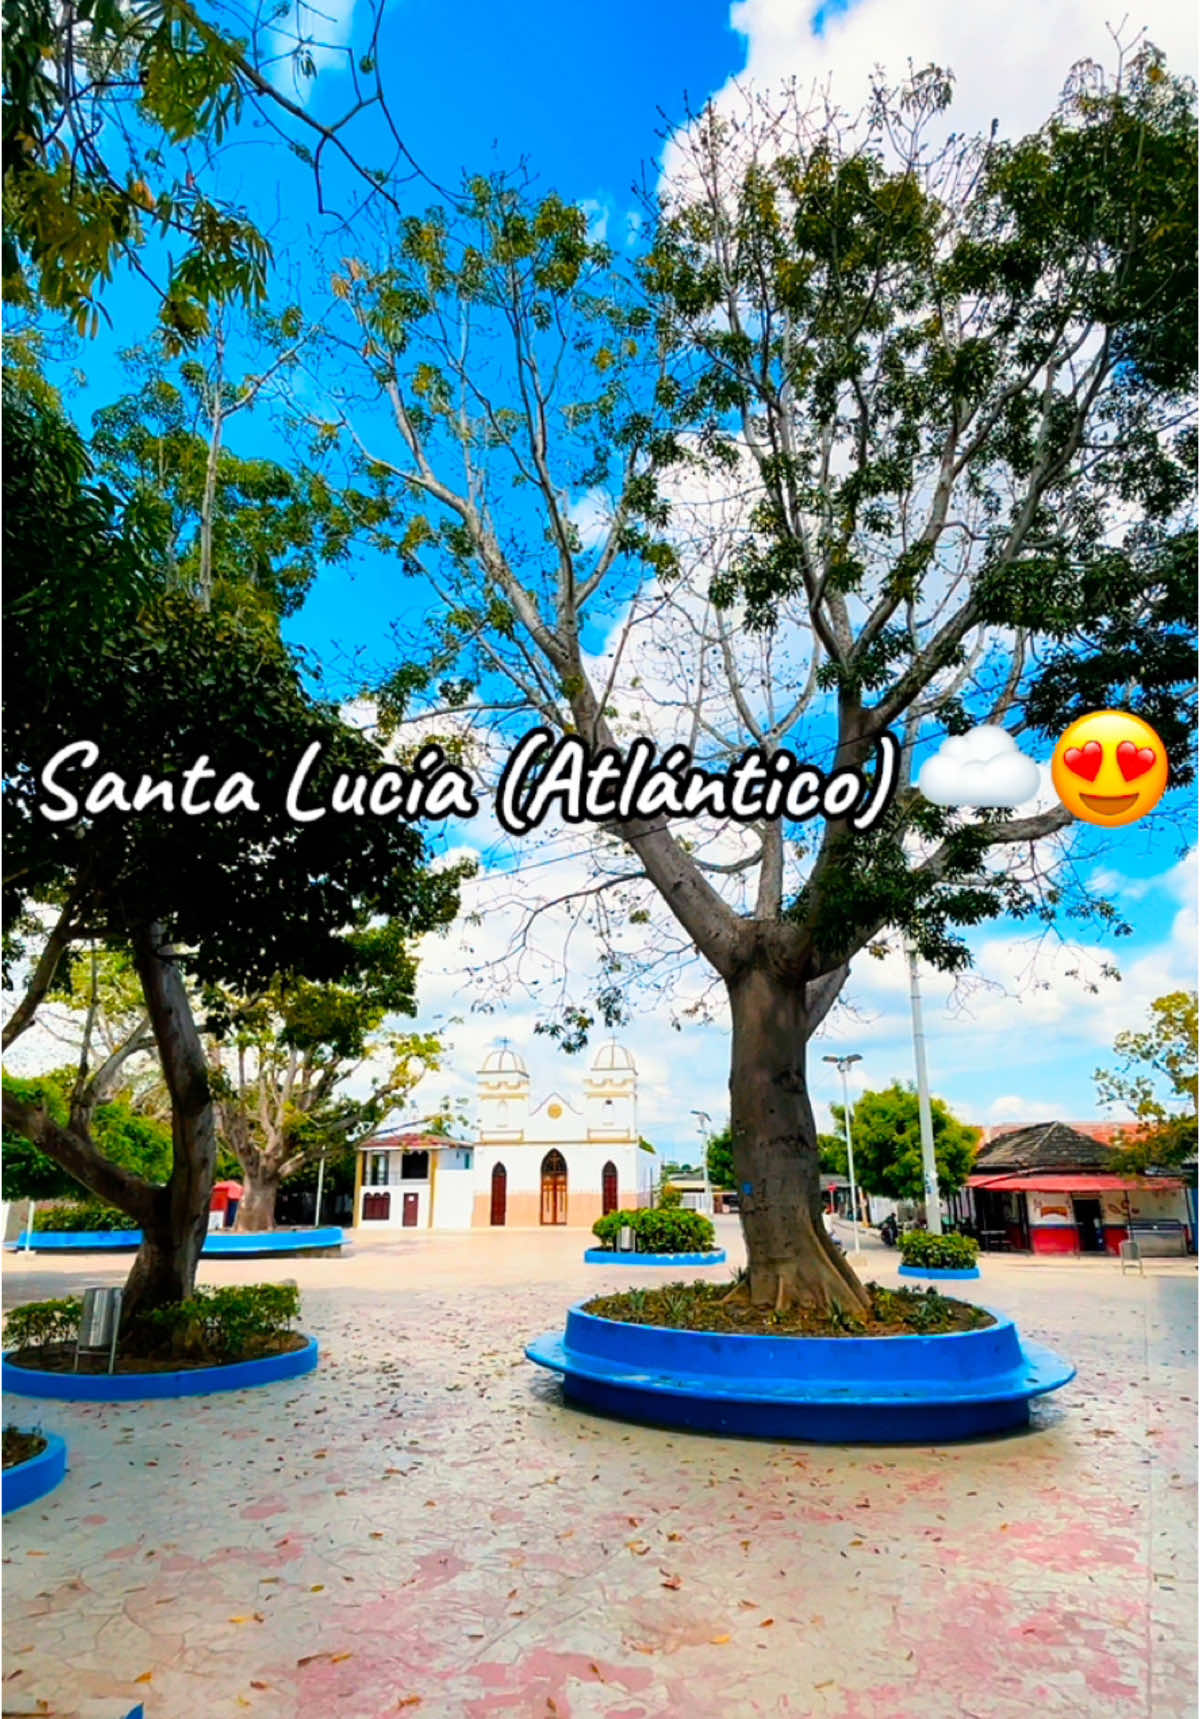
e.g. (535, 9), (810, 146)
(4, 1284), (301, 1364)
(592, 1207), (716, 1254)
(32, 1200), (139, 1232)
(132, 1283), (301, 1362)
(2, 1296), (83, 1350)
(898, 1229), (979, 1269)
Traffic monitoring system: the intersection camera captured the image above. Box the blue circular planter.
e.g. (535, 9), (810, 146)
(202, 1227), (343, 1257)
(10, 1229), (140, 1252)
(2, 1335), (319, 1402)
(898, 1263), (981, 1281)
(526, 1302), (1074, 1443)
(9, 1227), (344, 1256)
(583, 1249), (727, 1267)
(2, 1431), (68, 1514)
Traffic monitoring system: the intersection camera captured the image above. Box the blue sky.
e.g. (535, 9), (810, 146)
(18, 0), (1197, 1158)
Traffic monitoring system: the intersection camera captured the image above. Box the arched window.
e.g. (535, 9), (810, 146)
(540, 1149), (568, 1225)
(602, 1160), (618, 1216)
(490, 1162), (507, 1226)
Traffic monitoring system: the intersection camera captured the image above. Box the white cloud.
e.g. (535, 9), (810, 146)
(918, 725), (1042, 807)
(727, 0), (1196, 142)
(579, 199), (610, 244)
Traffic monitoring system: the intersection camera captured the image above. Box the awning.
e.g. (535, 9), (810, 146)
(969, 1173), (1184, 1193)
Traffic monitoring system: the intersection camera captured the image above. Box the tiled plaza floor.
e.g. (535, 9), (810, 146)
(2, 1222), (1196, 1719)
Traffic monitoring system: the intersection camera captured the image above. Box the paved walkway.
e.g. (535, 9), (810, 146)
(2, 1223), (1196, 1719)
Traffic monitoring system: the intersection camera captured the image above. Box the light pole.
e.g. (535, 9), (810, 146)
(690, 1109), (712, 1214)
(903, 934), (943, 1235)
(823, 1054), (862, 1253)
(314, 1147), (327, 1228)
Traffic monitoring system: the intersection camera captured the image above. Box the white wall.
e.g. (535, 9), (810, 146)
(432, 1167), (475, 1228)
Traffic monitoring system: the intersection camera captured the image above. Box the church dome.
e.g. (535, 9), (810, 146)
(591, 1041), (637, 1074)
(479, 1044), (528, 1076)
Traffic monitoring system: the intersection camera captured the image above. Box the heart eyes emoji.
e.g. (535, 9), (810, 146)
(1052, 711), (1167, 827)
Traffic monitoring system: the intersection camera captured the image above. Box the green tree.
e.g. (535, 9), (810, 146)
(315, 49), (1194, 1313)
(817, 1133), (847, 1177)
(831, 1083), (978, 1202)
(2, 385), (463, 1318)
(2, 0), (405, 345)
(208, 960), (445, 1230)
(90, 328), (370, 614)
(1097, 990), (1198, 1172)
(705, 1126), (735, 1190)
(2, 1072), (172, 1201)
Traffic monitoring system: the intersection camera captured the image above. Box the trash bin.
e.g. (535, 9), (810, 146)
(75, 1286), (123, 1374)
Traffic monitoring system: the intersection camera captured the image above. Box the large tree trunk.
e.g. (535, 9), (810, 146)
(123, 923), (217, 1325)
(727, 961), (871, 1315)
(122, 1192), (206, 1315)
(234, 1165), (280, 1232)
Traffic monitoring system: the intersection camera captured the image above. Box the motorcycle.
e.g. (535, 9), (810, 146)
(879, 1214), (899, 1247)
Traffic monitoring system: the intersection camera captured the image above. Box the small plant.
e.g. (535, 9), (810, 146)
(826, 1298), (866, 1334)
(3, 1297), (84, 1350)
(32, 1201), (139, 1232)
(131, 1283), (301, 1363)
(898, 1229), (979, 1270)
(659, 1283), (694, 1324)
(657, 1182), (683, 1209)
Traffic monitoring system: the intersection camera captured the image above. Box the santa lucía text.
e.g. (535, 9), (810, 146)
(35, 731), (899, 833)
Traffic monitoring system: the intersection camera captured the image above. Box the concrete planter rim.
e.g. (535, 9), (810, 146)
(583, 1248), (726, 1266)
(526, 1299), (1076, 1441)
(2, 1335), (319, 1402)
(9, 1226), (343, 1255)
(898, 1262), (982, 1281)
(2, 1429), (68, 1514)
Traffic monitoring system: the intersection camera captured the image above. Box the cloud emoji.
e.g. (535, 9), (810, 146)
(918, 725), (1041, 808)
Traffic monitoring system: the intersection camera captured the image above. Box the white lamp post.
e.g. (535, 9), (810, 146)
(823, 1053), (862, 1253)
(690, 1109), (712, 1214)
(904, 934), (943, 1234)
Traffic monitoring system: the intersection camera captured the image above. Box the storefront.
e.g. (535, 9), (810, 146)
(963, 1123), (1191, 1255)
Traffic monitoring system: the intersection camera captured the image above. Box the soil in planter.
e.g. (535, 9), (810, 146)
(583, 1280), (995, 1338)
(7, 1333), (310, 1376)
(3, 1427), (48, 1468)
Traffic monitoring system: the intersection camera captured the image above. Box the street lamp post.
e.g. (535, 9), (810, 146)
(823, 1054), (862, 1253)
(690, 1109), (712, 1214)
(904, 935), (943, 1235)
(314, 1147), (327, 1228)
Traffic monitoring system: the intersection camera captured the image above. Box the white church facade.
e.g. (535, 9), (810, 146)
(354, 1042), (654, 1230)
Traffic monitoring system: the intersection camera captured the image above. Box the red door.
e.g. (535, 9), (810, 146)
(602, 1160), (618, 1216)
(402, 1191), (419, 1227)
(540, 1150), (567, 1225)
(490, 1163), (507, 1226)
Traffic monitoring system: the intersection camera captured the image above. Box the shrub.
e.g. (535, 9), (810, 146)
(591, 1207), (715, 1254)
(132, 1283), (301, 1363)
(4, 1285), (300, 1365)
(657, 1182), (683, 1209)
(898, 1229), (979, 1270)
(4, 1297), (83, 1350)
(32, 1200), (139, 1232)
